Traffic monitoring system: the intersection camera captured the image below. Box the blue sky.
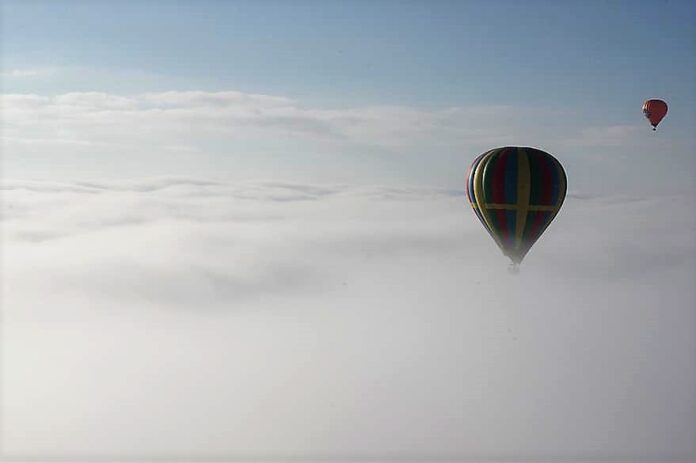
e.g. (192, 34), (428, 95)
(4, 0), (695, 106)
(2, 0), (695, 192)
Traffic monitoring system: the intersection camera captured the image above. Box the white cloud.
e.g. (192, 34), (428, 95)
(1, 178), (695, 460)
(3, 89), (694, 194)
(0, 68), (44, 78)
(0, 91), (575, 160)
(142, 89), (297, 108)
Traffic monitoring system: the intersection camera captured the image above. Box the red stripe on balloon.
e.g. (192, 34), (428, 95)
(539, 155), (553, 206)
(491, 148), (509, 204)
(525, 211), (548, 244)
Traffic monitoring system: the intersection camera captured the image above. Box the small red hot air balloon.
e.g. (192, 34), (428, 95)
(642, 99), (668, 131)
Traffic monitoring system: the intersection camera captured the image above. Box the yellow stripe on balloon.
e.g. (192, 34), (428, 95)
(554, 158), (567, 208)
(473, 151), (503, 249)
(514, 148), (531, 249)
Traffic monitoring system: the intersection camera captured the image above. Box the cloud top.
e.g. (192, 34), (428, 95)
(2, 179), (695, 460)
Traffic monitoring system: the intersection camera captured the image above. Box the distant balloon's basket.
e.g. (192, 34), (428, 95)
(507, 262), (520, 275)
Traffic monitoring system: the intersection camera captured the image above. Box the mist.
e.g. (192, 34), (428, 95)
(2, 178), (694, 461)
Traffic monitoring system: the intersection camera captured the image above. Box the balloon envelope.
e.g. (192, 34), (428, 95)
(642, 99), (668, 129)
(466, 147), (567, 265)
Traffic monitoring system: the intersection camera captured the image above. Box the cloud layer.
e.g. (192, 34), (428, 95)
(8, 90), (691, 189)
(2, 91), (574, 173)
(2, 178), (695, 461)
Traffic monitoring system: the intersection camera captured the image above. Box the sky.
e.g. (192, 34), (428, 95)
(1, 1), (696, 462)
(2, 0), (696, 192)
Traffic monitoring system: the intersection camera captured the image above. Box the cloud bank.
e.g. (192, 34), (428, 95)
(2, 91), (563, 148)
(2, 178), (695, 461)
(8, 90), (690, 187)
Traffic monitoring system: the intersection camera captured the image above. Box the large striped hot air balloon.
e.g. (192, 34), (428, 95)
(466, 147), (567, 270)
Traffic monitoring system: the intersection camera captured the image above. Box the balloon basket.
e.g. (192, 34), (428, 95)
(507, 263), (520, 275)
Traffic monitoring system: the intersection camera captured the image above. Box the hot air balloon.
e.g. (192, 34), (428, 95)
(466, 147), (567, 272)
(642, 99), (668, 130)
